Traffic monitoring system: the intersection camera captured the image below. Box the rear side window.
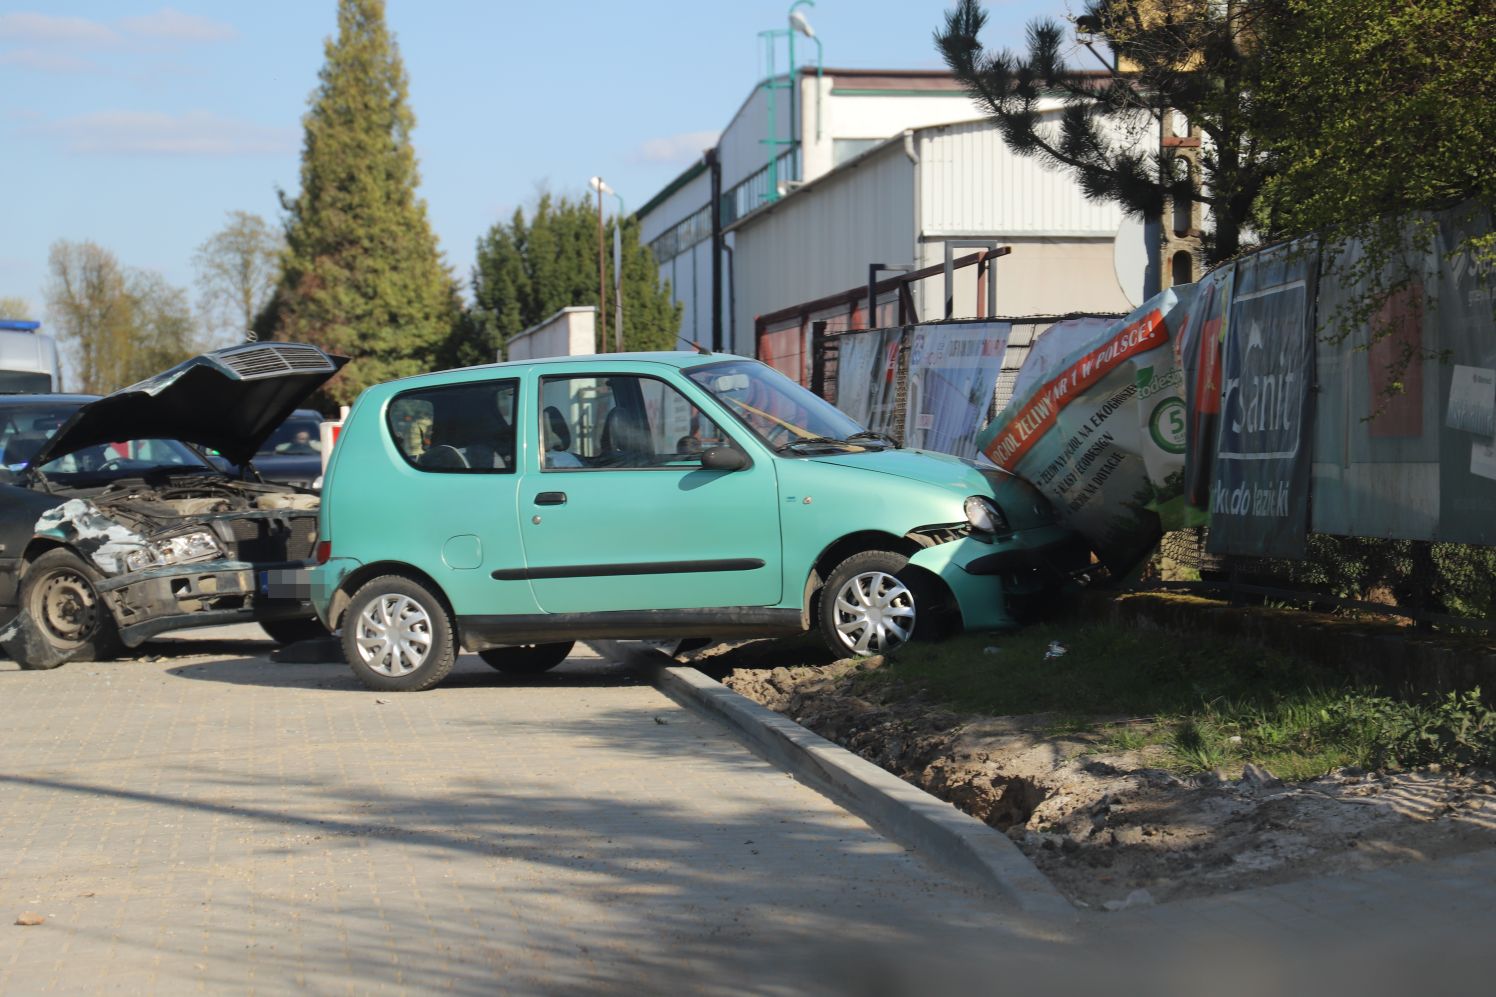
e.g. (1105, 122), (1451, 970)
(387, 380), (518, 474)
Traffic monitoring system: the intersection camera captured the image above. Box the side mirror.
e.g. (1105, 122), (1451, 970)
(700, 445), (750, 471)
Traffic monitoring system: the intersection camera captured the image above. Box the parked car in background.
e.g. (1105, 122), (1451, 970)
(215, 408), (327, 490)
(311, 352), (1091, 692)
(0, 343), (346, 669)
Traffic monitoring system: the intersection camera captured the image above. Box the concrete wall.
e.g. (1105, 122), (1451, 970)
(503, 307), (596, 362)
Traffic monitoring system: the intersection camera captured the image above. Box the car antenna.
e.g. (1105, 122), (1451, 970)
(687, 340), (712, 356)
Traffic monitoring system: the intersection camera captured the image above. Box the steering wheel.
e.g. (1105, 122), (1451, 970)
(419, 444), (470, 469)
(95, 457), (135, 472)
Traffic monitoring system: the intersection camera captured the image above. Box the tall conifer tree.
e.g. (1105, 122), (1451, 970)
(262, 0), (458, 404)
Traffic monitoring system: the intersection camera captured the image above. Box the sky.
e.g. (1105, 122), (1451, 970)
(2, 0), (1074, 328)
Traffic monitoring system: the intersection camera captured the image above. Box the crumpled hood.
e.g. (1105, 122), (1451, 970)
(33, 342), (346, 467)
(810, 448), (1056, 530)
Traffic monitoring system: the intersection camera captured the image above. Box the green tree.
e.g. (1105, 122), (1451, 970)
(45, 240), (198, 393)
(1253, 0), (1496, 336)
(194, 210), (282, 346)
(936, 0), (1277, 264)
(448, 193), (682, 366)
(260, 0), (459, 405)
(0, 297), (32, 319)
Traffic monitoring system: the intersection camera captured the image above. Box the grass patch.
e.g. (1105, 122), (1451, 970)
(860, 625), (1496, 778)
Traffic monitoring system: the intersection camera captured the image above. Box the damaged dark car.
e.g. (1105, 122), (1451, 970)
(0, 342), (346, 670)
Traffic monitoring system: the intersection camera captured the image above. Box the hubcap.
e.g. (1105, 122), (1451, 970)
(354, 594), (434, 676)
(36, 570), (99, 647)
(832, 570), (916, 655)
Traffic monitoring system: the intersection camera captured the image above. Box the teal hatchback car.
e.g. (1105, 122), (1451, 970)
(310, 352), (1089, 691)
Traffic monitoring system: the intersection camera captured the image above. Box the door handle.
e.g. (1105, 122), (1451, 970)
(535, 491), (567, 506)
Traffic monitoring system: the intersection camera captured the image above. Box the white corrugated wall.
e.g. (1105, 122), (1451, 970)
(918, 118), (1125, 237)
(730, 142), (916, 356)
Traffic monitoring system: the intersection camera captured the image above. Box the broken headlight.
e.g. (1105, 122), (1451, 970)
(123, 530), (224, 572)
(963, 495), (1010, 535)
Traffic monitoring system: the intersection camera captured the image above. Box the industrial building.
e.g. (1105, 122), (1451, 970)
(637, 65), (1161, 372)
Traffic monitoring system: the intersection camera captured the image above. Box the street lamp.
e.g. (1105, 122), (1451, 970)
(789, 1), (823, 143)
(590, 176), (625, 352)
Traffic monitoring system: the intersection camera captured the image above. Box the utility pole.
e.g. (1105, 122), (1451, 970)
(594, 181), (607, 352)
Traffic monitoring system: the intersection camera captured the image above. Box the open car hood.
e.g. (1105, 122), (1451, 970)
(33, 343), (348, 468)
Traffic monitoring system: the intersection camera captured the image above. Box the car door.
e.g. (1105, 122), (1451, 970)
(513, 370), (782, 614)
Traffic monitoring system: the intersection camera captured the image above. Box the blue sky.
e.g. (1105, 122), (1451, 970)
(3, 0), (1070, 325)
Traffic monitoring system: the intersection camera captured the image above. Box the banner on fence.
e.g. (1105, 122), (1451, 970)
(904, 323), (1011, 459)
(1177, 265), (1234, 514)
(1311, 202), (1496, 546)
(976, 287), (1197, 571)
(1205, 241), (1320, 558)
(832, 326), (904, 439)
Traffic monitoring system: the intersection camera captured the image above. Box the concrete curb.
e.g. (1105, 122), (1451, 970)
(638, 655), (1077, 922)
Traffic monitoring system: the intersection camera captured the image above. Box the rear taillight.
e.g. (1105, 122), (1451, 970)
(314, 539), (331, 565)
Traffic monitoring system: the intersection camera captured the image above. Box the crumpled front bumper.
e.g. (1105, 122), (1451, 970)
(908, 525), (1091, 631)
(95, 559), (314, 646)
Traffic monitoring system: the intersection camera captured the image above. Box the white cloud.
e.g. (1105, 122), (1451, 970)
(0, 12), (120, 45)
(119, 8), (236, 43)
(632, 130), (721, 165)
(0, 8), (235, 49)
(0, 48), (104, 74)
(39, 110), (296, 157)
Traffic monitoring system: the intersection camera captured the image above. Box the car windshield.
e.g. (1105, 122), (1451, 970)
(0, 401), (217, 482)
(256, 414), (323, 457)
(687, 360), (872, 451)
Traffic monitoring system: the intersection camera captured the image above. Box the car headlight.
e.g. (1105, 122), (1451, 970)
(964, 496), (1010, 535)
(124, 530), (224, 572)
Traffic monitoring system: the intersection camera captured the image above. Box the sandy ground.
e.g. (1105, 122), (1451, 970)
(705, 649), (1496, 909)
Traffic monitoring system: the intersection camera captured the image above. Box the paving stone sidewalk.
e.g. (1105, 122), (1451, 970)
(0, 630), (1057, 995)
(3, 627), (1495, 995)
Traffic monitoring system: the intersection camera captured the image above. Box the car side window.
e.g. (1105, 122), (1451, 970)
(387, 380), (518, 474)
(539, 375), (727, 470)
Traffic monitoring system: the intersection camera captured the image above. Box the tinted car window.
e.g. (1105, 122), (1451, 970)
(387, 380), (517, 473)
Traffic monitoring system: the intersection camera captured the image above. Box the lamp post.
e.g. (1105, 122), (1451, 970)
(589, 176), (607, 351)
(788, 2), (823, 144)
(590, 176), (625, 352)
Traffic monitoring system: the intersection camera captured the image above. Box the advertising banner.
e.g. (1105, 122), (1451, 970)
(1206, 242), (1319, 558)
(1176, 265), (1234, 513)
(832, 327), (904, 439)
(976, 287), (1197, 572)
(904, 322), (1011, 458)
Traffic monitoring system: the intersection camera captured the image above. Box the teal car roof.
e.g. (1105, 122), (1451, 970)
(363, 351), (742, 396)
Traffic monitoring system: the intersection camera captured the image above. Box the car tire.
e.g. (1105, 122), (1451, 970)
(342, 575), (456, 692)
(477, 641), (575, 674)
(818, 549), (936, 659)
(7, 548), (124, 670)
(260, 617), (329, 645)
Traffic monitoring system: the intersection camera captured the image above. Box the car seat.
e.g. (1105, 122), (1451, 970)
(598, 407), (652, 457)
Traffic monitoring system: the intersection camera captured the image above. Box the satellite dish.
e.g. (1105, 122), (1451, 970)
(1113, 214), (1150, 308)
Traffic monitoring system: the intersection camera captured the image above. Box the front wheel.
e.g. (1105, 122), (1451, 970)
(4, 549), (124, 670)
(342, 575), (456, 692)
(478, 641), (575, 674)
(818, 550), (938, 658)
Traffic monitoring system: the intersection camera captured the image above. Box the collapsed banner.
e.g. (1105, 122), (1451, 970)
(1205, 242), (1319, 558)
(976, 287), (1197, 571)
(904, 323), (1011, 458)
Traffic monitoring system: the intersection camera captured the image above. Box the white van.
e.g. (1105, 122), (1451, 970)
(0, 321), (61, 393)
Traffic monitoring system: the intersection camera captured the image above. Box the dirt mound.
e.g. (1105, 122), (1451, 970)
(714, 649), (1496, 909)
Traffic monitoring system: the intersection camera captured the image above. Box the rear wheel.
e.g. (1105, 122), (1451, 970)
(260, 617), (329, 645)
(342, 575), (455, 692)
(7, 549), (123, 670)
(478, 641), (575, 674)
(818, 549), (938, 658)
